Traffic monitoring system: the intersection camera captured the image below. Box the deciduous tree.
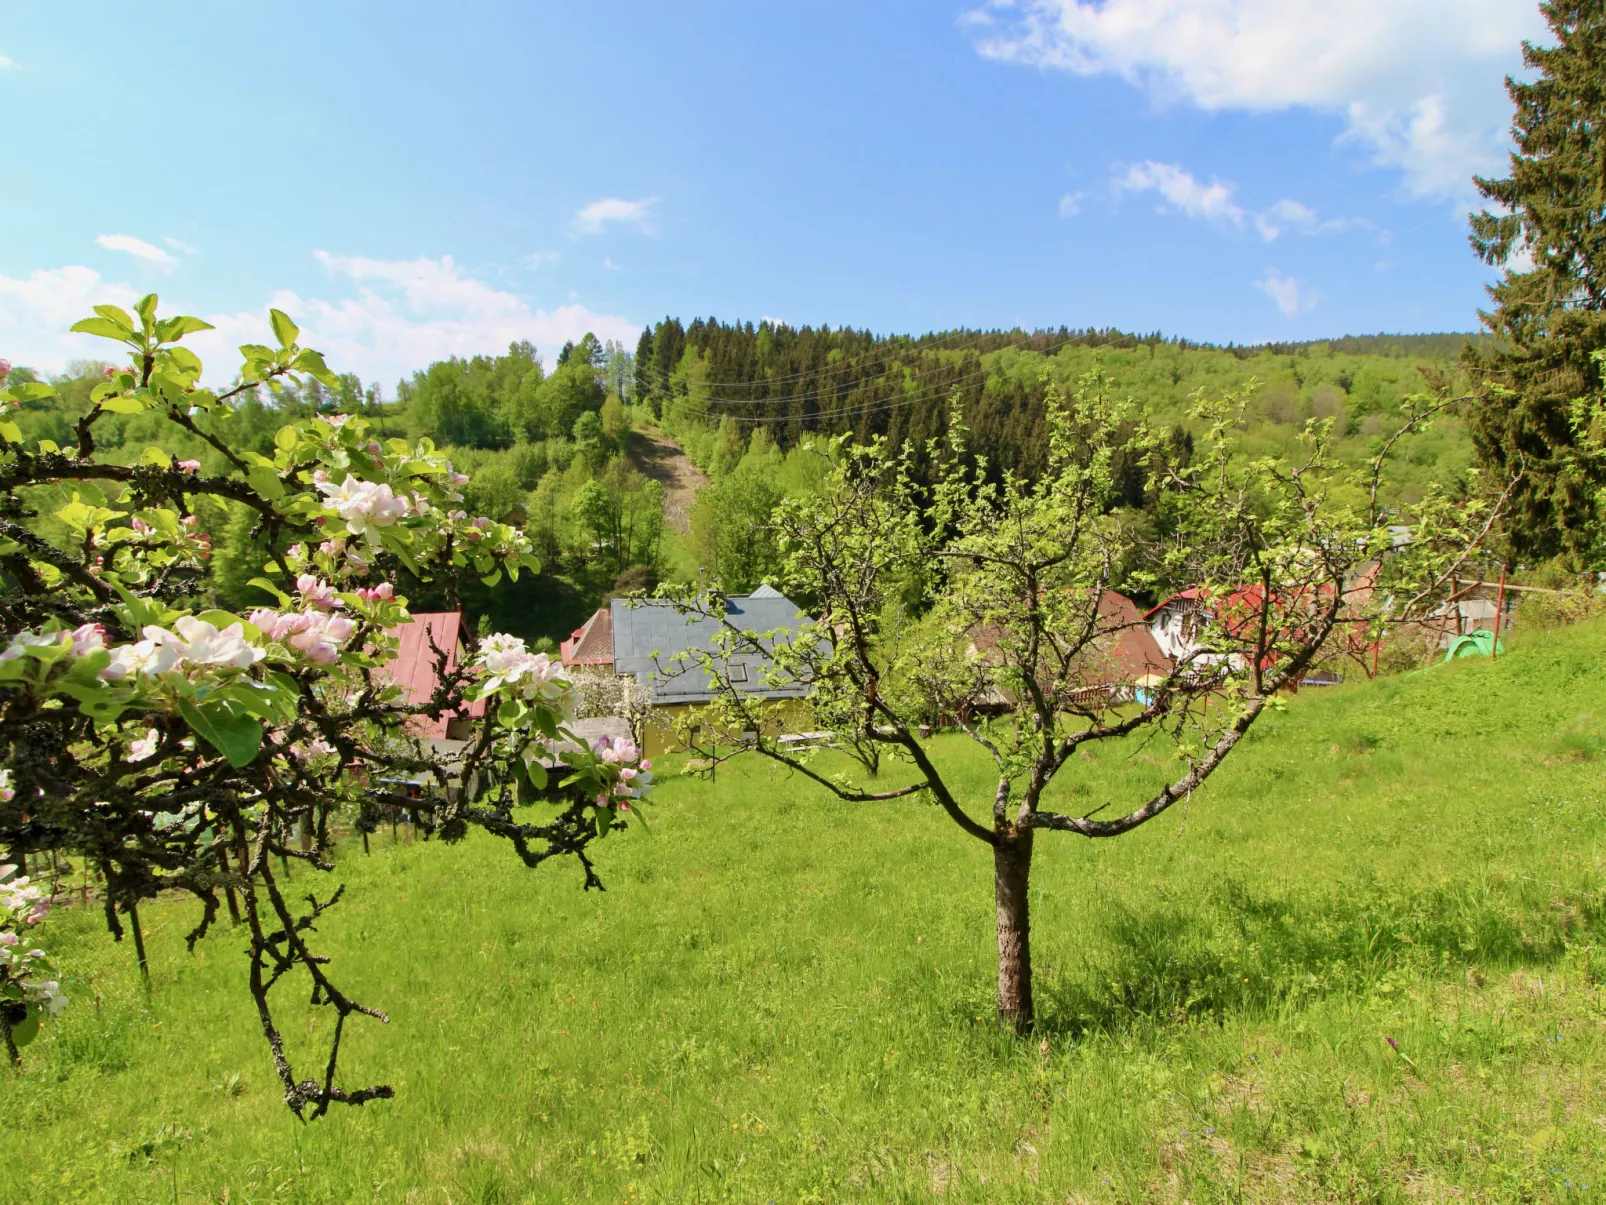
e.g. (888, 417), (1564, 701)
(673, 379), (1510, 1033)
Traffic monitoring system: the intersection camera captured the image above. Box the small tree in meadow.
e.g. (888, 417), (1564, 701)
(672, 378), (1512, 1032)
(0, 299), (653, 1113)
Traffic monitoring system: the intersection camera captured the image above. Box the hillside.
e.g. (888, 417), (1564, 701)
(6, 619), (1604, 1202)
(0, 325), (1489, 646)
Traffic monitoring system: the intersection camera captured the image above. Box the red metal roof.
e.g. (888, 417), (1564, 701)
(386, 612), (485, 739)
(560, 608), (613, 667)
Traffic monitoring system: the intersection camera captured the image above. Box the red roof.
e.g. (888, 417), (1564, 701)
(969, 589), (1172, 690)
(386, 612), (485, 739)
(560, 608), (613, 667)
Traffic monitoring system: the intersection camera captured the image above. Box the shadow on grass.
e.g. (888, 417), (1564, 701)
(1030, 871), (1604, 1039)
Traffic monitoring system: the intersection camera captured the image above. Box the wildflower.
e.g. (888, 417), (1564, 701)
(0, 629), (68, 661)
(248, 609), (357, 664)
(101, 637), (181, 679)
(70, 623), (106, 655)
(164, 616), (263, 669)
(315, 475), (411, 545)
(355, 583), (394, 603)
(175, 459), (201, 473)
(0, 768), (11, 803)
(293, 735), (340, 770)
(128, 728), (161, 762)
(296, 574), (340, 611)
(0, 359), (10, 382)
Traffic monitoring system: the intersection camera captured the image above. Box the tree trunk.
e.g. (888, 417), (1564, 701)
(994, 831), (1034, 1034)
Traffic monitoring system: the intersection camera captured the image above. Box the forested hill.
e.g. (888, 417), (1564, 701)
(2, 321), (1485, 645)
(629, 320), (1484, 490)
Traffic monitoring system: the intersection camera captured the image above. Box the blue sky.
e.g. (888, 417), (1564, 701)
(1, 1), (1548, 388)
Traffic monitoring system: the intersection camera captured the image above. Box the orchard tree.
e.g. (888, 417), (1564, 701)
(0, 299), (654, 1111)
(671, 378), (1512, 1033)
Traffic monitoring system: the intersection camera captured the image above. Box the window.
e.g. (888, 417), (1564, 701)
(727, 662), (749, 683)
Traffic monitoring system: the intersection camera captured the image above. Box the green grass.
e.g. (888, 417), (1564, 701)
(7, 624), (1606, 1203)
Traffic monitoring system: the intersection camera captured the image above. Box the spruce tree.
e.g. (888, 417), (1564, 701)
(633, 326), (655, 409)
(1468, 0), (1606, 565)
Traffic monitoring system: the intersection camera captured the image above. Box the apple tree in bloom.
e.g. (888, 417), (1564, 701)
(0, 298), (653, 1115)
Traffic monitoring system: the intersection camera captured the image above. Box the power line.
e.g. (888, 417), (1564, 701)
(668, 331), (1139, 426)
(645, 324), (1072, 392)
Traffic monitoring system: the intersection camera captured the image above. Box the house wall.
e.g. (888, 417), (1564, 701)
(640, 698), (814, 759)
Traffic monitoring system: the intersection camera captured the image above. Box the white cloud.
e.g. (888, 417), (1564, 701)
(964, 0), (1545, 200)
(0, 253), (638, 387)
(291, 251), (639, 382)
(1114, 161), (1358, 242)
(572, 197), (657, 235)
(1116, 161), (1244, 226)
(0, 265), (142, 370)
(96, 234), (178, 269)
(1057, 191), (1085, 217)
(164, 237), (198, 255)
(524, 250), (561, 267)
(1253, 268), (1315, 317)
(0, 54), (15, 69)
(602, 257), (620, 270)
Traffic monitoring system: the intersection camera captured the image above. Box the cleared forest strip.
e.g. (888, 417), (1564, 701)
(629, 426), (708, 534)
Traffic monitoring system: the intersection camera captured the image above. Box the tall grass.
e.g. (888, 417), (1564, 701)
(6, 623), (1606, 1202)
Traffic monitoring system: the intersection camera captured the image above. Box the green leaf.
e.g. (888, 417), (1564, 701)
(247, 577), (291, 606)
(0, 421), (20, 445)
(155, 315), (215, 342)
(135, 294), (159, 327)
(164, 346), (203, 375)
(269, 309), (300, 350)
(246, 465), (285, 500)
(93, 304), (136, 331)
(216, 679), (297, 724)
(70, 317), (139, 343)
(7, 382), (55, 403)
(595, 809), (613, 838)
(98, 395), (146, 415)
(525, 759), (548, 791)
(291, 348), (338, 387)
(179, 698), (263, 768)
(9, 1012), (39, 1049)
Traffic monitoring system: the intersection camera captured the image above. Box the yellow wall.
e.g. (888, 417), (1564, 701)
(640, 698), (813, 760)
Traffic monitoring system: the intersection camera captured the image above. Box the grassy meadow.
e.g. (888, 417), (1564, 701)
(7, 622), (1606, 1202)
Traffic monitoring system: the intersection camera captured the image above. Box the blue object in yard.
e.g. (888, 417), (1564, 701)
(1444, 629), (1503, 661)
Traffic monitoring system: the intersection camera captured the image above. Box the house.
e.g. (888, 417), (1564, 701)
(967, 589), (1172, 713)
(560, 607), (614, 670)
(385, 611), (485, 741)
(1146, 572), (1382, 682)
(1145, 588), (1215, 666)
(564, 585), (817, 757)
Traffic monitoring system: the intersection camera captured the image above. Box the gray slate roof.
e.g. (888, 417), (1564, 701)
(609, 592), (815, 705)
